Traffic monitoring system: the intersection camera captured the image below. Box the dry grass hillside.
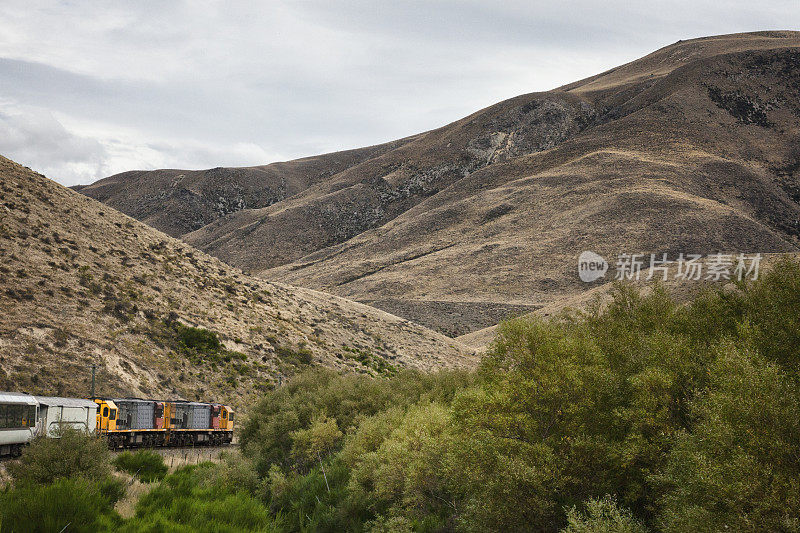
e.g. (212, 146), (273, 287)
(457, 251), (800, 349)
(73, 140), (412, 238)
(79, 31), (800, 337)
(0, 156), (474, 409)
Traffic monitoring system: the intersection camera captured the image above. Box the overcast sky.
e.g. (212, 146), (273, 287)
(0, 1), (798, 186)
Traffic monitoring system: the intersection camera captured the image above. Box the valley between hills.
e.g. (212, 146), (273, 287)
(0, 156), (474, 409)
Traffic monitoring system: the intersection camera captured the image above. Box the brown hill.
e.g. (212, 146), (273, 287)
(0, 156), (474, 410)
(73, 140), (411, 238)
(457, 251), (800, 349)
(79, 31), (800, 338)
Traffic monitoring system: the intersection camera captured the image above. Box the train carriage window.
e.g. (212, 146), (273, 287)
(23, 405), (35, 426)
(7, 405), (22, 427)
(0, 404), (7, 428)
(103, 407), (109, 417)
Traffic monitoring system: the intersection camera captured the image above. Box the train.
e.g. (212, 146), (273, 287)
(0, 392), (234, 457)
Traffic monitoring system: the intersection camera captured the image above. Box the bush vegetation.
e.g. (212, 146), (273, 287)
(112, 449), (168, 482)
(275, 343), (314, 366)
(176, 323), (222, 353)
(8, 427), (113, 485)
(1, 429), (124, 532)
(232, 258), (800, 531)
(0, 477), (122, 533)
(118, 463), (283, 532)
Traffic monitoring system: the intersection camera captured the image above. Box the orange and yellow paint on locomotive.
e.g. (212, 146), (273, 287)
(94, 398), (234, 449)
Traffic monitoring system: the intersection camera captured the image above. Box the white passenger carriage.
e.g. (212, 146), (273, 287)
(0, 392), (98, 456)
(34, 396), (97, 436)
(0, 392), (38, 457)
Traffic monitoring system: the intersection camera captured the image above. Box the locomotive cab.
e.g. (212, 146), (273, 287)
(221, 405), (234, 432)
(94, 399), (118, 433)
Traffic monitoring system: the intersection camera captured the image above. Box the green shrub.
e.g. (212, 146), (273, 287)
(240, 367), (473, 475)
(0, 477), (122, 533)
(656, 345), (800, 531)
(207, 451), (263, 496)
(275, 344), (314, 366)
(345, 402), (455, 529)
(563, 496), (647, 533)
(8, 427), (112, 485)
(169, 322), (249, 367)
(266, 457), (361, 531)
(290, 415), (342, 465)
(112, 449), (168, 482)
(177, 324), (222, 352)
(119, 464), (281, 532)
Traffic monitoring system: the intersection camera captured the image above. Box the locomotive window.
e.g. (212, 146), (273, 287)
(103, 407), (109, 417)
(222, 411), (227, 419)
(228, 413), (234, 422)
(110, 409), (117, 420)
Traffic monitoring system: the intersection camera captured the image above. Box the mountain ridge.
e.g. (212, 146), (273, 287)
(77, 31), (800, 337)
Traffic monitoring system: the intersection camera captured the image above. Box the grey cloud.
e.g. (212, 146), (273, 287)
(0, 1), (799, 186)
(0, 106), (107, 185)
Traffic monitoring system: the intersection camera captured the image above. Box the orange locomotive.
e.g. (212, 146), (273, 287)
(94, 398), (233, 449)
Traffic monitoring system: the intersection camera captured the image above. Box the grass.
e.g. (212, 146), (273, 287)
(0, 477), (124, 533)
(120, 464), (283, 532)
(112, 450), (168, 483)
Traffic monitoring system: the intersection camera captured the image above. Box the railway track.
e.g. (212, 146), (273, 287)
(114, 443), (239, 470)
(1, 443), (238, 465)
